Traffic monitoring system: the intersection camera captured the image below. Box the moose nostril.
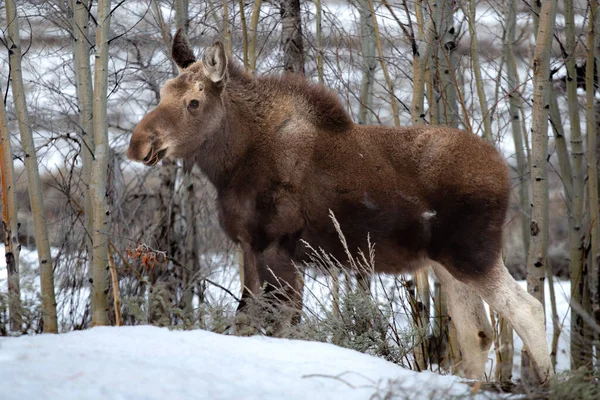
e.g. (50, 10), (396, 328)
(142, 148), (153, 163)
(156, 148), (168, 160)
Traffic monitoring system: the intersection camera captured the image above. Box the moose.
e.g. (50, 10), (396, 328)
(127, 29), (553, 383)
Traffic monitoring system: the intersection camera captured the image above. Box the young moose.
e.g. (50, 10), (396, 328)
(127, 29), (553, 383)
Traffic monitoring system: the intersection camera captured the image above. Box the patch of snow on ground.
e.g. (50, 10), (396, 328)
(0, 326), (478, 400)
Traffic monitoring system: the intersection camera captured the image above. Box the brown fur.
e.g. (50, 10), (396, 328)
(128, 31), (509, 320)
(127, 32), (558, 383)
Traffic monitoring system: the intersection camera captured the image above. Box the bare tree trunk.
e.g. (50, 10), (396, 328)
(431, 279), (448, 369)
(562, 0), (590, 370)
(181, 171), (199, 327)
(547, 93), (568, 372)
(411, 0), (436, 125)
(90, 0), (112, 326)
(357, 0), (376, 125)
(545, 260), (560, 369)
(5, 0), (58, 333)
(0, 81), (22, 333)
(413, 269), (430, 371)
(70, 0), (96, 315)
(367, 0), (399, 127)
(585, 0), (600, 364)
(495, 1), (524, 378)
(174, 0), (189, 33)
(239, 0), (249, 68)
(280, 0), (304, 75)
(248, 0), (263, 73)
(223, 0), (233, 57)
(434, 0), (459, 128)
(465, 0), (492, 141)
(315, 0), (323, 84)
(523, 0), (556, 382)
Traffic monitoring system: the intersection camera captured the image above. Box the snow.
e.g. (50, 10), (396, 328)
(0, 326), (477, 400)
(0, 243), (575, 382)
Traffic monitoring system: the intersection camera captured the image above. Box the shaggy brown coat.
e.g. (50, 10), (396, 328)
(127, 30), (553, 383)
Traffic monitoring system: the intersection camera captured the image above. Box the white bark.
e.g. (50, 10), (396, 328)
(358, 0), (377, 125)
(465, 0), (492, 141)
(70, 0), (96, 304)
(585, 0), (600, 338)
(5, 0), (58, 333)
(280, 0), (304, 75)
(248, 0), (263, 73)
(524, 0), (556, 381)
(434, 0), (459, 128)
(90, 0), (112, 326)
(0, 80), (22, 333)
(504, 0), (531, 258)
(564, 0), (589, 370)
(411, 0), (436, 125)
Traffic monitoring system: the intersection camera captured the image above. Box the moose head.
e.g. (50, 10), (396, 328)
(127, 29), (228, 165)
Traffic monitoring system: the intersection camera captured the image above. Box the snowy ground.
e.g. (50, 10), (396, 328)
(0, 325), (482, 400)
(0, 244), (570, 398)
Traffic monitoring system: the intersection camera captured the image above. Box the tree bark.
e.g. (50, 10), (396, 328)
(504, 0), (530, 270)
(434, 0), (459, 129)
(248, 0), (263, 73)
(367, 0), (399, 127)
(357, 0), (376, 125)
(223, 0), (233, 57)
(585, 0), (600, 359)
(523, 0), (556, 381)
(0, 80), (22, 333)
(90, 0), (112, 326)
(239, 0), (249, 68)
(563, 0), (589, 370)
(174, 0), (189, 33)
(70, 0), (96, 316)
(465, 0), (492, 142)
(315, 0), (324, 84)
(411, 0), (436, 125)
(5, 0), (58, 333)
(280, 0), (304, 75)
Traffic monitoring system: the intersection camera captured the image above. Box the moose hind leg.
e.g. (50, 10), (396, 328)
(432, 264), (493, 380)
(473, 257), (553, 383)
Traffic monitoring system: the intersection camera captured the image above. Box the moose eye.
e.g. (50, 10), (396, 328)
(188, 99), (200, 110)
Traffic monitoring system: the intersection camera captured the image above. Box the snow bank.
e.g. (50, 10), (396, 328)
(0, 326), (477, 400)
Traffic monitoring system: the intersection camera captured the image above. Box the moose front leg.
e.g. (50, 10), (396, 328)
(256, 244), (304, 337)
(234, 247), (261, 336)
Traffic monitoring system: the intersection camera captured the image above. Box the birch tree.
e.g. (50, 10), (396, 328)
(562, 0), (589, 370)
(315, 0), (324, 84)
(585, 0), (600, 361)
(464, 0), (492, 141)
(434, 0), (459, 128)
(248, 0), (263, 73)
(0, 81), (22, 333)
(410, 0), (436, 125)
(280, 0), (304, 75)
(494, 0), (528, 379)
(5, 0), (58, 333)
(69, 0), (95, 302)
(523, 0), (556, 381)
(90, 0), (112, 326)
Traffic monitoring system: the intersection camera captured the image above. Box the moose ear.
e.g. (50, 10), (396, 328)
(172, 28), (196, 70)
(202, 41), (228, 83)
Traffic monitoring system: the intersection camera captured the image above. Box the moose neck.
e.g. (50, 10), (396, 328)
(192, 65), (270, 190)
